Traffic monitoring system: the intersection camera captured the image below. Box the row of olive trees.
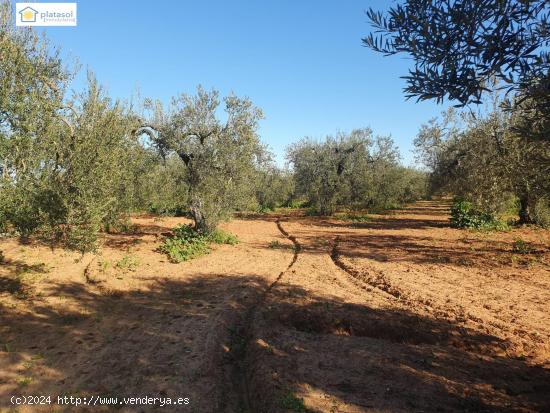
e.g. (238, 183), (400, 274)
(1, 0), (433, 253)
(365, 0), (550, 226)
(0, 2), (269, 250)
(287, 129), (427, 215)
(414, 104), (550, 225)
(254, 155), (295, 211)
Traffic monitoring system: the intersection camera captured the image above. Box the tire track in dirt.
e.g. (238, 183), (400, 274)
(228, 217), (301, 413)
(330, 235), (484, 319)
(329, 235), (531, 355)
(331, 234), (472, 317)
(330, 235), (405, 301)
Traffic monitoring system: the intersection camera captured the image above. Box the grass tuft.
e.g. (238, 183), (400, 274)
(268, 240), (283, 249)
(512, 239), (534, 254)
(115, 254), (140, 271)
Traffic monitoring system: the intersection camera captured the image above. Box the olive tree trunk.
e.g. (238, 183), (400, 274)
(189, 198), (208, 233)
(518, 194), (532, 224)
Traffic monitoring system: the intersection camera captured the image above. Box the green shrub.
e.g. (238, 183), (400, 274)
(209, 229), (239, 245)
(159, 225), (210, 262)
(450, 200), (508, 231)
(116, 254), (140, 271)
(159, 224), (238, 263)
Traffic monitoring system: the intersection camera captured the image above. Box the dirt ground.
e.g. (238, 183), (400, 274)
(1, 201), (549, 412)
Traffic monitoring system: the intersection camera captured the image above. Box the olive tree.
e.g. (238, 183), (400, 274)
(287, 130), (425, 214)
(1, 1), (67, 237)
(365, 0), (549, 224)
(287, 129), (372, 215)
(137, 87), (264, 233)
(1, 73), (142, 251)
(133, 152), (190, 216)
(45, 77), (141, 250)
(1, 1), (144, 250)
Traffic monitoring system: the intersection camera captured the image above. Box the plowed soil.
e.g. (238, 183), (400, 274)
(1, 201), (549, 412)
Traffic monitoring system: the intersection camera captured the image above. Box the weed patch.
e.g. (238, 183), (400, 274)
(17, 376), (33, 387)
(209, 229), (239, 245)
(268, 240), (283, 249)
(512, 239), (535, 254)
(98, 258), (113, 272)
(116, 254), (140, 271)
(159, 224), (238, 263)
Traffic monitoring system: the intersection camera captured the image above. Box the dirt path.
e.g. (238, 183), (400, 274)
(227, 217), (301, 412)
(243, 201), (550, 412)
(1, 201), (549, 412)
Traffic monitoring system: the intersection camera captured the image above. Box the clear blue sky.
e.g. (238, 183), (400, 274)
(34, 0), (450, 166)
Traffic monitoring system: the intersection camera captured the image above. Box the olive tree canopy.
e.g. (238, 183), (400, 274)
(364, 0), (550, 106)
(136, 87), (264, 233)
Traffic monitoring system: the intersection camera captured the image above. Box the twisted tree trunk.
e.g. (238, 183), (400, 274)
(190, 198), (208, 233)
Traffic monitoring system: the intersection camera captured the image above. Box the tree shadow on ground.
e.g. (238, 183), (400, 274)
(1, 273), (549, 412)
(0, 275), (24, 295)
(293, 200), (453, 231)
(0, 258), (51, 296)
(0, 274), (259, 412)
(249, 284), (550, 413)
(304, 213), (450, 231)
(333, 232), (549, 269)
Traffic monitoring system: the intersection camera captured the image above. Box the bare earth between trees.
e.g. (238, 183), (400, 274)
(1, 200), (549, 412)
